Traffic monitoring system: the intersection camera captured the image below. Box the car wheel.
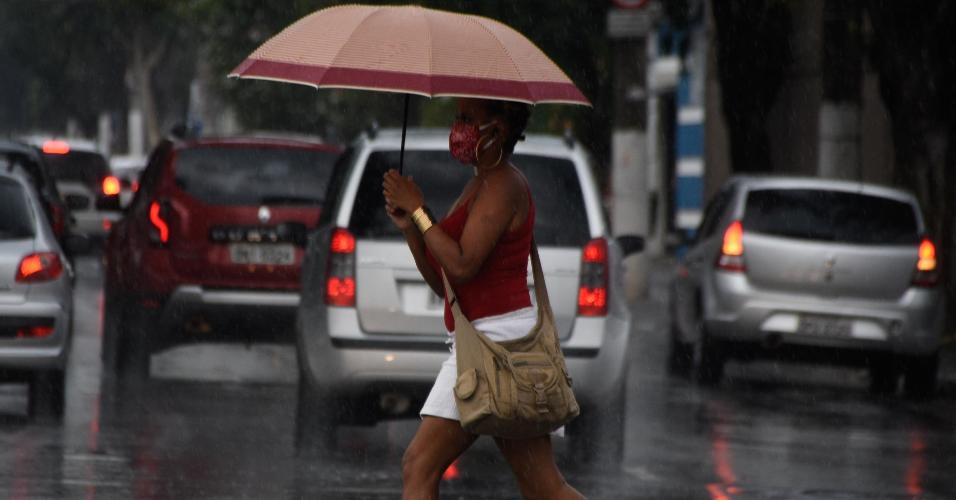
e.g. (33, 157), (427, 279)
(28, 369), (65, 419)
(114, 303), (153, 383)
(867, 354), (898, 395)
(101, 289), (124, 370)
(695, 329), (725, 386)
(667, 322), (694, 377)
(903, 353), (938, 399)
(567, 380), (626, 468)
(295, 372), (339, 456)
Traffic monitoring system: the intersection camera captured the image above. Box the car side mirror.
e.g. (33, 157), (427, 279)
(616, 235), (644, 257)
(64, 234), (92, 255)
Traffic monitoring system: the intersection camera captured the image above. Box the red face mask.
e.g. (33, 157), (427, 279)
(449, 120), (495, 165)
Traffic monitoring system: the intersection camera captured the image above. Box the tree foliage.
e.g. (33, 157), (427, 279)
(712, 0), (792, 173)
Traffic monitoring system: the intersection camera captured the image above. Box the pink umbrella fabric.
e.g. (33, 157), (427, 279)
(229, 4), (590, 106)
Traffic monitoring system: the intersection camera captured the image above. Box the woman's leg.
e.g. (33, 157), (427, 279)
(402, 416), (478, 500)
(494, 435), (586, 500)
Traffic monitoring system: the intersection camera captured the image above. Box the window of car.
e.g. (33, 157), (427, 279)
(696, 185), (735, 241)
(348, 150), (591, 246)
(743, 188), (920, 245)
(42, 150), (111, 190)
(0, 178), (35, 240)
(317, 146), (356, 228)
(172, 146), (339, 206)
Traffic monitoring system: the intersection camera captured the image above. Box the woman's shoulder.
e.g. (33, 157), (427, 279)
(479, 166), (527, 198)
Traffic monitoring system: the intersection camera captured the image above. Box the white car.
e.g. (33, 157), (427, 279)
(295, 128), (644, 464)
(0, 170), (81, 417)
(24, 137), (123, 238)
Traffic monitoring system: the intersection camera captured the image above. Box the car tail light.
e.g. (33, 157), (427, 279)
(325, 228), (356, 307)
(149, 201), (170, 245)
(716, 221), (746, 272)
(101, 175), (121, 196)
(578, 238), (608, 317)
(41, 140), (70, 155)
(912, 238), (938, 287)
(16, 252), (63, 283)
(17, 326), (54, 338)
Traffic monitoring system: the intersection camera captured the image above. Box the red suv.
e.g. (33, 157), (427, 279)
(102, 136), (341, 379)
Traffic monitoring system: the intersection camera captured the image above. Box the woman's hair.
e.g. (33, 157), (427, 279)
(483, 100), (532, 155)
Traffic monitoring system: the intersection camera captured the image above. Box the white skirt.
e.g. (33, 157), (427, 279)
(419, 306), (564, 437)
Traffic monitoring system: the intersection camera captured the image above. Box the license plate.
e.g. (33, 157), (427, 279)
(797, 315), (851, 338)
(229, 243), (295, 265)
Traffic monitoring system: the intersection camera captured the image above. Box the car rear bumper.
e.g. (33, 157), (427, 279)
(0, 301), (71, 370)
(297, 307), (630, 408)
(706, 272), (944, 356)
(154, 286), (300, 347)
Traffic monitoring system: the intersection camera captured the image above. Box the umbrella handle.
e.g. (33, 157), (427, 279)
(399, 93), (409, 176)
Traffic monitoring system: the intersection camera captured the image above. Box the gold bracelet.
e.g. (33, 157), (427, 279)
(411, 206), (434, 234)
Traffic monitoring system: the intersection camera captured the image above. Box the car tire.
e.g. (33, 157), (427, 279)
(868, 354), (898, 395)
(903, 353), (938, 399)
(101, 289), (124, 370)
(108, 299), (152, 383)
(28, 369), (65, 419)
(667, 324), (694, 377)
(295, 372), (339, 456)
(567, 380), (626, 468)
(695, 330), (725, 386)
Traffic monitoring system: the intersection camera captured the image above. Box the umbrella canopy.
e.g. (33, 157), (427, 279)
(229, 4), (590, 106)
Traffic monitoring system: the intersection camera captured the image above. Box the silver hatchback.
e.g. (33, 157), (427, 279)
(670, 176), (944, 397)
(0, 170), (76, 417)
(295, 129), (643, 463)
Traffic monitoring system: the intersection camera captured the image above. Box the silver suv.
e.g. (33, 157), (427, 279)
(295, 128), (643, 463)
(670, 176), (944, 397)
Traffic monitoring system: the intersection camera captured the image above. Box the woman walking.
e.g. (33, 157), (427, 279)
(383, 97), (585, 500)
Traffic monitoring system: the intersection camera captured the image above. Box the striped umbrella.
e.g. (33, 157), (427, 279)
(229, 4), (590, 172)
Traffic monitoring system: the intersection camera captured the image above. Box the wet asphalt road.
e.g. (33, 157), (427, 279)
(1, 255), (955, 499)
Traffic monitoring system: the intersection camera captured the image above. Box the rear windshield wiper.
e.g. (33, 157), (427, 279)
(259, 195), (323, 206)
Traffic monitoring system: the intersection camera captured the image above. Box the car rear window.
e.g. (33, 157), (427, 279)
(0, 178), (34, 240)
(172, 146), (338, 206)
(348, 150), (590, 247)
(42, 151), (110, 189)
(743, 189), (920, 245)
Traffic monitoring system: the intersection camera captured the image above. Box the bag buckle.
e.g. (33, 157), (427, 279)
(534, 383), (549, 414)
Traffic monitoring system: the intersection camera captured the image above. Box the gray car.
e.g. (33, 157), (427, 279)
(295, 129), (643, 463)
(0, 170), (76, 417)
(670, 176), (944, 397)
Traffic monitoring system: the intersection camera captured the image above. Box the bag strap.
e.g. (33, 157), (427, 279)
(439, 238), (551, 317)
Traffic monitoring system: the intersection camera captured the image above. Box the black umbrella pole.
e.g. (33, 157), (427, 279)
(399, 93), (409, 176)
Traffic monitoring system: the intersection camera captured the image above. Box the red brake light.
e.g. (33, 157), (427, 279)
(578, 238), (608, 316)
(17, 326), (54, 338)
(913, 238), (939, 287)
(722, 221), (744, 256)
(149, 201), (170, 244)
(326, 228), (356, 307)
(16, 252), (63, 283)
(102, 175), (121, 196)
(42, 140), (70, 155)
(716, 221), (746, 272)
(917, 239), (936, 272)
(330, 229), (356, 254)
(325, 277), (356, 306)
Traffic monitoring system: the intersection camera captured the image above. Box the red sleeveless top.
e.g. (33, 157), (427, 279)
(426, 187), (535, 332)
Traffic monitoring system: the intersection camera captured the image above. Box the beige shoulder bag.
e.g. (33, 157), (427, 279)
(442, 239), (579, 439)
